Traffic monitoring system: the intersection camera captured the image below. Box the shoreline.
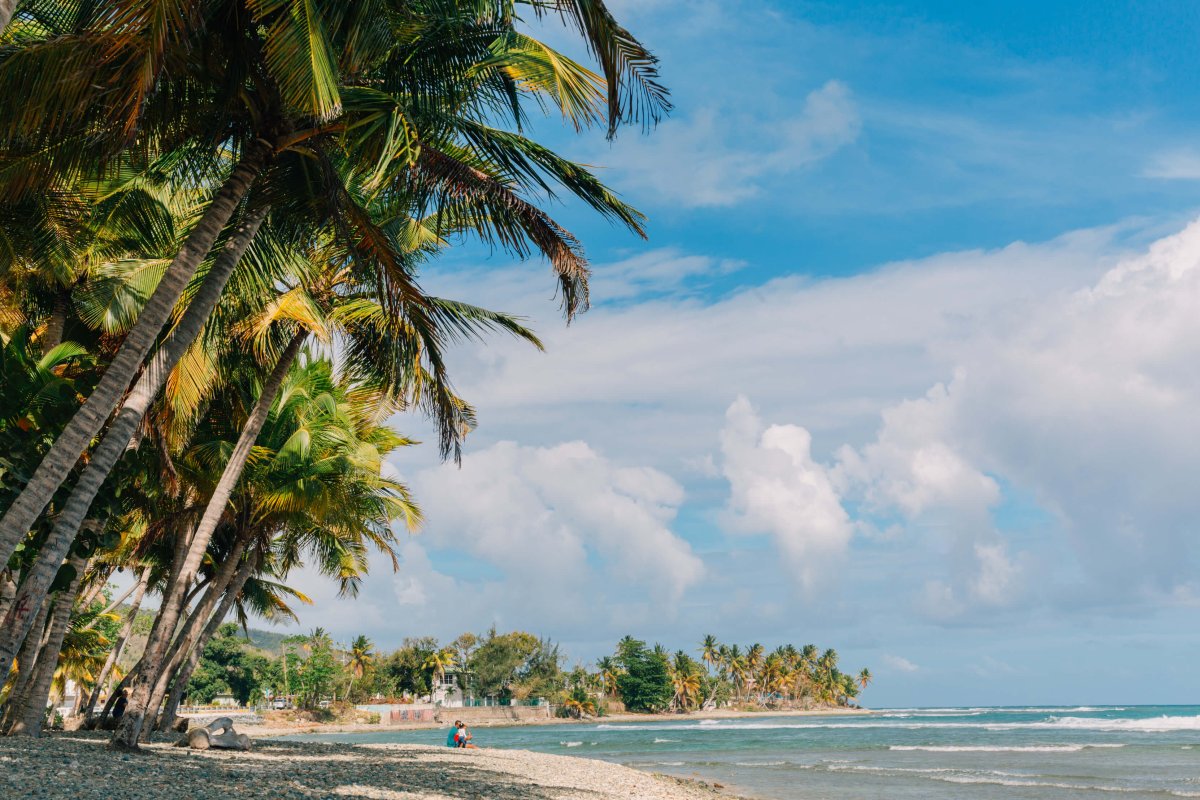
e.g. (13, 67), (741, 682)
(0, 732), (753, 800)
(246, 705), (871, 738)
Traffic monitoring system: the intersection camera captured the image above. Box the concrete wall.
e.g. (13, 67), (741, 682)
(359, 703), (552, 726)
(439, 705), (552, 726)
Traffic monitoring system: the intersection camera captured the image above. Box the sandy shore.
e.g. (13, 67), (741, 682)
(0, 732), (747, 800)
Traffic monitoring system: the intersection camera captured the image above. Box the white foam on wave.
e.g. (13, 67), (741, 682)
(598, 713), (1200, 733)
(1041, 715), (1200, 732)
(653, 738), (679, 743)
(560, 741), (584, 747)
(889, 744), (1124, 753)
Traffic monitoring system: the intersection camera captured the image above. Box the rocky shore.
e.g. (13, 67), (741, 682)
(0, 732), (746, 800)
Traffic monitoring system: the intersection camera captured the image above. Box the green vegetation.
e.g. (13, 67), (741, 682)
(176, 626), (870, 719)
(614, 637), (673, 713)
(186, 624), (273, 706)
(0, 0), (669, 748)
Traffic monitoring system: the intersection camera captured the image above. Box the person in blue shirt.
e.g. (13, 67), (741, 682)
(446, 721), (463, 747)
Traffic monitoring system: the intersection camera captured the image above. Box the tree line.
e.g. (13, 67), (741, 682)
(0, 0), (669, 750)
(170, 628), (871, 718)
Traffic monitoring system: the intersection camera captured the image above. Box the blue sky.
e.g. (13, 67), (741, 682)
(280, 1), (1200, 707)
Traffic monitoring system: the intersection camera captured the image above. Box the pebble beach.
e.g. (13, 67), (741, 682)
(0, 732), (744, 800)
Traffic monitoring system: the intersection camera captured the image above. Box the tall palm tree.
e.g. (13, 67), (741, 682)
(145, 356), (422, 729)
(700, 635), (720, 672)
(1, 4), (665, 721)
(857, 668), (872, 691)
(347, 635), (374, 701)
(0, 0), (667, 572)
(596, 656), (619, 698)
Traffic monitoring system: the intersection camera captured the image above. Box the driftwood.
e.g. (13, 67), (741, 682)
(175, 716), (252, 751)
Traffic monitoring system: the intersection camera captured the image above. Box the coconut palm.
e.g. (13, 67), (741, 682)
(124, 247), (540, 741)
(0, 0), (666, 574)
(145, 356), (422, 729)
(1, 3), (662, 726)
(424, 648), (456, 690)
(700, 635), (720, 672)
(857, 668), (872, 691)
(346, 636), (374, 701)
(596, 656), (620, 698)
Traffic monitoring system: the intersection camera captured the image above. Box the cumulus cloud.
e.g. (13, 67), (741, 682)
(412, 440), (704, 607)
(719, 396), (853, 589)
(278, 217), (1200, 661)
(602, 80), (860, 207)
(883, 654), (920, 673)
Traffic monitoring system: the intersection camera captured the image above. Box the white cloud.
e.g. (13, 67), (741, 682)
(280, 216), (1200, 659)
(719, 396), (853, 589)
(412, 440), (704, 607)
(883, 654), (920, 673)
(601, 80), (860, 207)
(591, 248), (744, 301)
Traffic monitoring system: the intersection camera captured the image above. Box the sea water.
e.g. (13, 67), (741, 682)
(290, 705), (1200, 798)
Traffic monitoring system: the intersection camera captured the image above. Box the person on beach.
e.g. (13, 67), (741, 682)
(447, 721), (464, 747)
(458, 725), (475, 748)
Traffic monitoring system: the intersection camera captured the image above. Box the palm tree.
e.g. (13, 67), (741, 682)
(347, 636), (375, 701)
(124, 254), (539, 741)
(0, 206), (267, 685)
(700, 635), (720, 672)
(1, 3), (666, 729)
(0, 0), (667, 575)
(1, 1), (672, 743)
(148, 357), (422, 729)
(596, 656), (620, 698)
(857, 668), (872, 691)
(424, 648), (456, 693)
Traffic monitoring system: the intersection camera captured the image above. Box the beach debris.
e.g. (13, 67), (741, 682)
(175, 717), (252, 751)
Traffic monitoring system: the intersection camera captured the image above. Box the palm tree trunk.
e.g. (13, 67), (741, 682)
(41, 288), (71, 356)
(0, 141), (271, 569)
(0, 0), (17, 36)
(0, 570), (14, 624)
(75, 572), (108, 615)
(0, 206), (269, 685)
(146, 536), (249, 727)
(81, 566), (149, 723)
(6, 555), (86, 736)
(158, 552), (258, 732)
(79, 577), (139, 633)
(1, 592), (50, 727)
(113, 330), (304, 750)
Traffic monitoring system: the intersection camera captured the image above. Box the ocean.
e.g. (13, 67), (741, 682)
(291, 705), (1200, 798)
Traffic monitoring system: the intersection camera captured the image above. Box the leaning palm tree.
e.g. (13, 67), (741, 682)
(122, 249), (540, 743)
(857, 668), (872, 691)
(0, 2), (663, 710)
(144, 356), (422, 730)
(0, 0), (667, 573)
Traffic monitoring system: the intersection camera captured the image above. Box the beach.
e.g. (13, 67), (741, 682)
(284, 705), (1200, 800)
(0, 731), (744, 800)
